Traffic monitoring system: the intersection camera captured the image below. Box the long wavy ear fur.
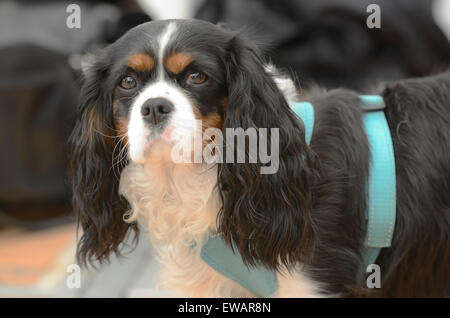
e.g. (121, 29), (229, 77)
(217, 33), (318, 270)
(69, 53), (138, 267)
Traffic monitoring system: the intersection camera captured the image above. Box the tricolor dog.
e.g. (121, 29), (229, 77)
(70, 19), (450, 297)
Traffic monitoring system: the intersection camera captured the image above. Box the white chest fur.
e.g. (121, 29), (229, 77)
(119, 161), (321, 297)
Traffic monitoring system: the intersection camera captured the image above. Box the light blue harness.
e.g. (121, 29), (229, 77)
(200, 95), (396, 297)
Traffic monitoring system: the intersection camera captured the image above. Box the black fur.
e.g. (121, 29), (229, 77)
(302, 90), (371, 296)
(217, 33), (317, 270)
(376, 72), (450, 297)
(299, 72), (450, 297)
(69, 54), (138, 267)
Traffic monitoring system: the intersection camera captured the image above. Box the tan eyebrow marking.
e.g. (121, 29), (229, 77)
(165, 52), (193, 74)
(126, 53), (155, 72)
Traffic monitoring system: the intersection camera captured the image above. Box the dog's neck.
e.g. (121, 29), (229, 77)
(119, 160), (220, 250)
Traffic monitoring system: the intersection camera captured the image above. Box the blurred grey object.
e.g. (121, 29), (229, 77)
(0, 0), (148, 226)
(0, 1), (121, 55)
(137, 0), (203, 20)
(433, 0), (450, 41)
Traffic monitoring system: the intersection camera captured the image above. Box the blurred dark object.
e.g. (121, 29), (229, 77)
(105, 11), (152, 43)
(0, 46), (77, 219)
(196, 0), (450, 91)
(0, 0), (150, 227)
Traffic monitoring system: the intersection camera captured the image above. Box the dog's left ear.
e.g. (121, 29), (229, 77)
(69, 49), (138, 267)
(217, 33), (317, 270)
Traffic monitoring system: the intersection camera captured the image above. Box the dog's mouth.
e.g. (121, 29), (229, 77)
(128, 124), (199, 165)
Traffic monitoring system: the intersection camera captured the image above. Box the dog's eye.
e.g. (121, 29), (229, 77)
(120, 76), (137, 89)
(186, 71), (207, 85)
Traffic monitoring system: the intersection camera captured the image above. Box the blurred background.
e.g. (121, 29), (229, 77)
(0, 0), (449, 297)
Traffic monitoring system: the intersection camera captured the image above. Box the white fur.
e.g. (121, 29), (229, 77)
(128, 21), (200, 163)
(264, 63), (299, 103)
(120, 161), (253, 297)
(158, 22), (177, 80)
(128, 81), (199, 163)
(119, 159), (322, 297)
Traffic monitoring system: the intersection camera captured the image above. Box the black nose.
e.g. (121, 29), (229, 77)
(141, 98), (174, 125)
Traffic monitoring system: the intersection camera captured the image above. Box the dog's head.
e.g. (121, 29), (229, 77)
(70, 19), (316, 269)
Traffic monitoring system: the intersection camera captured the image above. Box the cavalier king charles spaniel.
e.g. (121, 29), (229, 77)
(70, 19), (450, 297)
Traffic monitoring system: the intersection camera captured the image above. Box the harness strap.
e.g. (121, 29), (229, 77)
(200, 95), (396, 297)
(291, 101), (315, 144)
(200, 236), (278, 297)
(360, 95), (397, 266)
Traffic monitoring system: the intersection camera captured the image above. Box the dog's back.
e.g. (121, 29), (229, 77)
(379, 71), (450, 297)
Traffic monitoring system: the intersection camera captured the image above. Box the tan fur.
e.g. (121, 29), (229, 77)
(165, 52), (193, 74)
(192, 110), (222, 133)
(127, 53), (155, 72)
(88, 107), (115, 148)
(113, 102), (129, 145)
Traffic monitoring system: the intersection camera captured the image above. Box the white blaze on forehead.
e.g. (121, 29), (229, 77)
(158, 22), (177, 80)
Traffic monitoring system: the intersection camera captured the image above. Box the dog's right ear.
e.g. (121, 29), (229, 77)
(69, 49), (139, 267)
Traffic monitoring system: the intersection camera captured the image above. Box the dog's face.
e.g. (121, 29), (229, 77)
(107, 21), (230, 164)
(71, 19), (315, 269)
